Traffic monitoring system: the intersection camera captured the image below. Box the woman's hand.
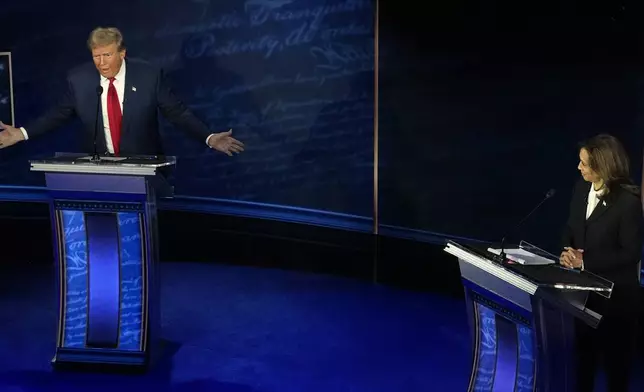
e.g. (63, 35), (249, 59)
(560, 247), (583, 268)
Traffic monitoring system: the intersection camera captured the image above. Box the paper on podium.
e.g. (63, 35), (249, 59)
(487, 248), (556, 265)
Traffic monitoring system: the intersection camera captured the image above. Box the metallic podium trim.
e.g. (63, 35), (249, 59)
(372, 0), (379, 235)
(445, 243), (538, 294)
(31, 163), (160, 176)
(55, 209), (66, 348)
(467, 297), (482, 392)
(140, 213), (148, 352)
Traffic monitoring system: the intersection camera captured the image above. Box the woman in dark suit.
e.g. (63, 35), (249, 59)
(560, 134), (642, 392)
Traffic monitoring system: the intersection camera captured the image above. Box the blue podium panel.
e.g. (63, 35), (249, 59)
(117, 212), (145, 351)
(465, 285), (536, 392)
(85, 211), (121, 348)
(52, 199), (153, 367)
(516, 324), (535, 391)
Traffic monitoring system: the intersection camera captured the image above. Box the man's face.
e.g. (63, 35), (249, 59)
(92, 43), (125, 79)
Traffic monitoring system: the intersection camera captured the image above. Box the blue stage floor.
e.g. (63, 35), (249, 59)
(0, 261), (642, 391)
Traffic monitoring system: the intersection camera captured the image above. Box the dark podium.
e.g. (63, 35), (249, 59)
(445, 240), (613, 392)
(30, 153), (175, 369)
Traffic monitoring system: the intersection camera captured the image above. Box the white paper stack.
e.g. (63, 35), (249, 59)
(487, 248), (555, 266)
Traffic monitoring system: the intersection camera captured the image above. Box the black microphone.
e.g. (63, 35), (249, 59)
(495, 188), (556, 263)
(90, 85), (103, 162)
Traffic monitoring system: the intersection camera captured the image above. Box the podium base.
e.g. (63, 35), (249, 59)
(51, 347), (150, 373)
(51, 360), (148, 375)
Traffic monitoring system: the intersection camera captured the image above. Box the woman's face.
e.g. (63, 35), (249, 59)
(578, 148), (601, 183)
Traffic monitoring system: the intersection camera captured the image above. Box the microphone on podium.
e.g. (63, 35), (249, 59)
(91, 85), (103, 162)
(494, 188), (556, 263)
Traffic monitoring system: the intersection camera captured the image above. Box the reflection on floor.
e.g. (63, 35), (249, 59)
(0, 261), (641, 391)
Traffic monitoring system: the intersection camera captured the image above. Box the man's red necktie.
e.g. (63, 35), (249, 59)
(107, 77), (122, 155)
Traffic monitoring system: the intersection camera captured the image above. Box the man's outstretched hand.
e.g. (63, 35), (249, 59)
(0, 121), (25, 149)
(207, 129), (245, 156)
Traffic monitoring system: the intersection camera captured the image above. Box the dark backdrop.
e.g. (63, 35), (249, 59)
(378, 0), (644, 252)
(1, 0), (643, 252)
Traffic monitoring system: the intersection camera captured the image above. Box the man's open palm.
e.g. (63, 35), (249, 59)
(0, 121), (25, 149)
(207, 130), (244, 156)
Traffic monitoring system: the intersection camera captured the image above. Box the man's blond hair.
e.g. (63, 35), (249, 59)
(87, 27), (125, 51)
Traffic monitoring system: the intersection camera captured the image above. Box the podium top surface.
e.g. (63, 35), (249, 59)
(29, 153), (176, 176)
(445, 240), (613, 296)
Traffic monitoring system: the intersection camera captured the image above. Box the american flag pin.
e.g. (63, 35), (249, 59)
(132, 86), (137, 92)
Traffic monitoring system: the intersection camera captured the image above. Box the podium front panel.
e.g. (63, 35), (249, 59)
(463, 279), (537, 392)
(48, 190), (156, 368)
(55, 206), (147, 353)
(45, 173), (148, 194)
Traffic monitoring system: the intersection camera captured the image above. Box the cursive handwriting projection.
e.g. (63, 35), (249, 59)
(1, 0), (375, 216)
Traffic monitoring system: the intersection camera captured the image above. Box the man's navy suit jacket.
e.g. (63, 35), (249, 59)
(26, 59), (211, 155)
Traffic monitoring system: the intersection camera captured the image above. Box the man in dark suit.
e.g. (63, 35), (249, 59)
(560, 134), (642, 392)
(0, 27), (244, 156)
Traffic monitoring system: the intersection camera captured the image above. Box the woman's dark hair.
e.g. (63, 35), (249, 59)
(579, 134), (639, 196)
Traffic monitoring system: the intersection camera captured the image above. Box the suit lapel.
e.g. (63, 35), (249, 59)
(586, 195), (612, 225)
(92, 73), (108, 153)
(121, 62), (135, 138)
